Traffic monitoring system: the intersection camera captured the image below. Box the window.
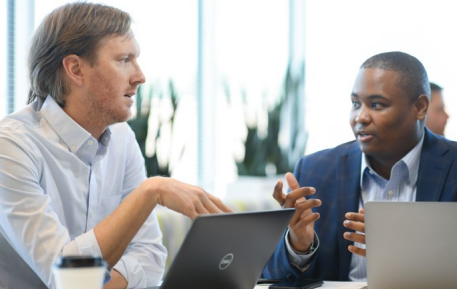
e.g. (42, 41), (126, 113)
(0, 1), (6, 119)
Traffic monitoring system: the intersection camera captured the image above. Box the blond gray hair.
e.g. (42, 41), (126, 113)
(28, 2), (132, 106)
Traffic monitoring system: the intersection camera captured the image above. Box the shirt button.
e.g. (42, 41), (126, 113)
(388, 190), (394, 197)
(369, 170), (374, 175)
(89, 212), (94, 218)
(88, 140), (94, 145)
(71, 145), (76, 152)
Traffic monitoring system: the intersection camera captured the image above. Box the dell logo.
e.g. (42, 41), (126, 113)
(219, 253), (234, 270)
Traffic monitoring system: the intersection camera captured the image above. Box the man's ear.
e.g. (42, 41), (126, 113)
(62, 54), (84, 87)
(415, 94), (429, 121)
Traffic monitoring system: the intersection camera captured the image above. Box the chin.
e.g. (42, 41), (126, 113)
(111, 114), (131, 125)
(357, 142), (374, 155)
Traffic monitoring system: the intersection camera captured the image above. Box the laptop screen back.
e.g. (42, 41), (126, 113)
(153, 209), (294, 289)
(365, 202), (457, 289)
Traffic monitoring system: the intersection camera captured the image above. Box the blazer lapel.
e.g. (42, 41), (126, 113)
(416, 129), (452, 202)
(336, 142), (362, 280)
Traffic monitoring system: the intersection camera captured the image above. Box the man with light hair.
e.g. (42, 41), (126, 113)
(0, 3), (231, 288)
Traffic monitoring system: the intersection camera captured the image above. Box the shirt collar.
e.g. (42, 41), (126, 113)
(38, 96), (111, 153)
(360, 132), (425, 185)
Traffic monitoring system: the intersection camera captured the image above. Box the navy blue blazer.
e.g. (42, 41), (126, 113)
(263, 128), (457, 281)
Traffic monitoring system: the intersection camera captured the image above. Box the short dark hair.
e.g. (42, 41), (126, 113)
(28, 2), (132, 106)
(360, 51), (430, 101)
(430, 82), (443, 92)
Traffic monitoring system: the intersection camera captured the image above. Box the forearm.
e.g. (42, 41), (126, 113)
(94, 178), (160, 269)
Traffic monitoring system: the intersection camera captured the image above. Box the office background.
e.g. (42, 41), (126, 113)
(1, 0), (456, 199)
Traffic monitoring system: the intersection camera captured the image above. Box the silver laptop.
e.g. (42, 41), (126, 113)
(145, 209), (295, 289)
(365, 202), (457, 289)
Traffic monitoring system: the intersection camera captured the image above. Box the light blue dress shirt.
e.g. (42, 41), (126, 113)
(0, 97), (167, 288)
(348, 134), (424, 281)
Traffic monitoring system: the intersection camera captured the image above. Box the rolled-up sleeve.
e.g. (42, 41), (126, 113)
(61, 228), (103, 256)
(109, 126), (167, 288)
(112, 212), (167, 288)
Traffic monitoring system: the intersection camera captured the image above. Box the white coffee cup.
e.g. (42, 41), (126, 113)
(53, 256), (107, 289)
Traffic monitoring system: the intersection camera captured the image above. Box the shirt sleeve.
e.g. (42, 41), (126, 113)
(111, 125), (167, 288)
(112, 212), (167, 288)
(0, 132), (104, 288)
(284, 230), (320, 271)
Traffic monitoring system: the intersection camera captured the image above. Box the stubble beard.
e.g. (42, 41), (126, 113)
(88, 73), (132, 128)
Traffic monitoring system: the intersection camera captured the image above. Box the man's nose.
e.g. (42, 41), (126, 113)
(355, 105), (370, 123)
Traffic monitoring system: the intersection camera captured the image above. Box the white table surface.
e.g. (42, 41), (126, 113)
(254, 281), (367, 289)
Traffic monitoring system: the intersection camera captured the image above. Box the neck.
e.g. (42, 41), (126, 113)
(368, 156), (396, 180)
(367, 130), (424, 180)
(63, 105), (105, 140)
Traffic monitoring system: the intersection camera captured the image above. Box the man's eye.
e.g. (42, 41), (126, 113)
(371, 102), (382, 108)
(351, 101), (360, 108)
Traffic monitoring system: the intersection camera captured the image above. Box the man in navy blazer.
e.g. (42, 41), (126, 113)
(263, 51), (457, 281)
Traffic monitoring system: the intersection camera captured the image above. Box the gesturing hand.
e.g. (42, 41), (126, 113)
(149, 177), (233, 220)
(273, 172), (321, 252)
(343, 208), (366, 257)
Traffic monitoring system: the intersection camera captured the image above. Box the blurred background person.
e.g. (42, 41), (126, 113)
(426, 82), (449, 136)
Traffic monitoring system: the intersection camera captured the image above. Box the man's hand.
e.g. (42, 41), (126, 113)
(149, 177), (234, 220)
(343, 208), (366, 257)
(95, 177), (233, 269)
(273, 172), (321, 252)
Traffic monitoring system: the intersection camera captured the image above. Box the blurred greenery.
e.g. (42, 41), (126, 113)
(129, 63), (306, 178)
(234, 62), (307, 176)
(127, 81), (181, 177)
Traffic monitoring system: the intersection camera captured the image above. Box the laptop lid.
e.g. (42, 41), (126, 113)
(146, 209), (294, 289)
(365, 202), (457, 289)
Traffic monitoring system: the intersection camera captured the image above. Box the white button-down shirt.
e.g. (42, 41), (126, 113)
(0, 97), (166, 288)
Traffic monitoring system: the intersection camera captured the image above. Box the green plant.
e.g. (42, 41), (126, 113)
(127, 81), (182, 177)
(234, 62), (307, 176)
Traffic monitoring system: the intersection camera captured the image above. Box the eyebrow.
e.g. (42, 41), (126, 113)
(351, 92), (390, 101)
(114, 52), (139, 58)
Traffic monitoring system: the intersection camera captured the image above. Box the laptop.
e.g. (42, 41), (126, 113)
(365, 202), (457, 289)
(145, 209), (295, 289)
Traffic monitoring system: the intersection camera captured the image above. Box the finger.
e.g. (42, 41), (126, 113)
(288, 197), (320, 225)
(296, 198), (322, 212)
(285, 172), (300, 191)
(188, 210), (199, 220)
(194, 197), (212, 215)
(289, 199), (322, 224)
(343, 231), (366, 245)
(288, 209), (303, 227)
(345, 212), (365, 223)
(180, 202), (200, 220)
(348, 245), (366, 257)
(283, 187), (316, 208)
(291, 212), (320, 231)
(192, 189), (220, 214)
(343, 219), (365, 233)
(272, 180), (286, 206)
(206, 192), (234, 213)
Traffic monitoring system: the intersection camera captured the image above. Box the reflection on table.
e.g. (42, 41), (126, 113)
(254, 281), (367, 289)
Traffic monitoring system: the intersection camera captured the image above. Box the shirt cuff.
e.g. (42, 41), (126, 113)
(284, 230), (319, 271)
(60, 229), (111, 283)
(113, 255), (147, 289)
(60, 228), (103, 256)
